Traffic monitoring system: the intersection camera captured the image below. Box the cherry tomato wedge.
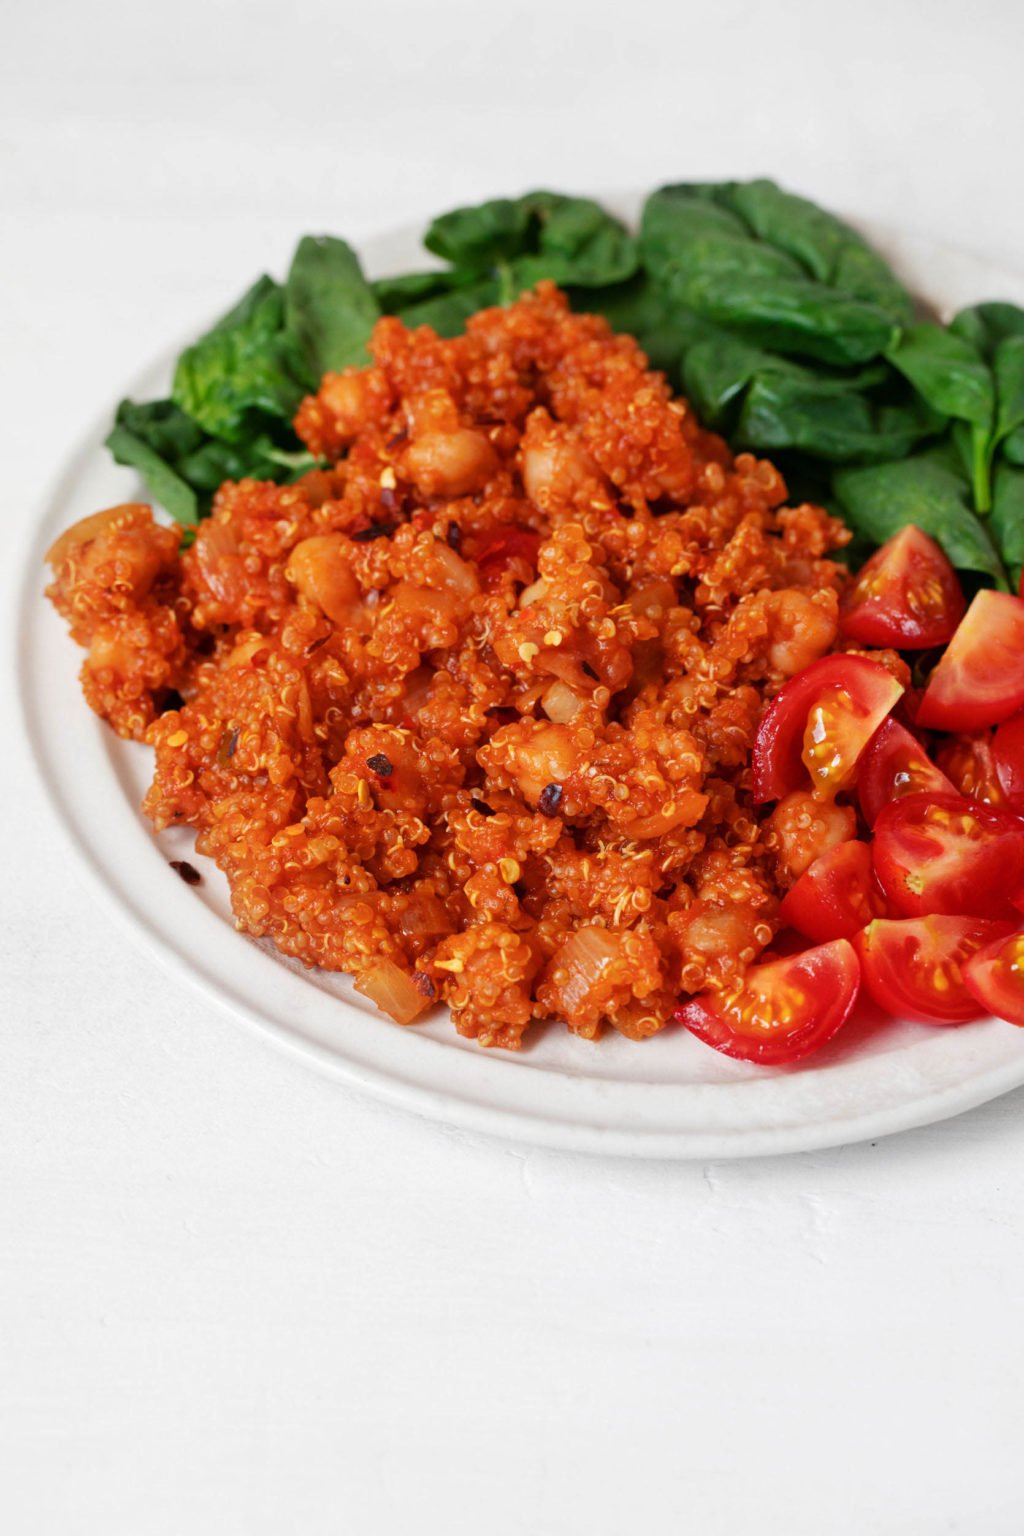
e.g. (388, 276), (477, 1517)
(916, 589), (1024, 731)
(872, 792), (1024, 920)
(855, 916), (1015, 1024)
(839, 525), (965, 649)
(673, 939), (860, 1064)
(472, 526), (540, 588)
(753, 655), (904, 804)
(963, 929), (1024, 1027)
(993, 711), (1024, 812)
(778, 840), (887, 943)
(857, 717), (955, 827)
(933, 731), (1007, 807)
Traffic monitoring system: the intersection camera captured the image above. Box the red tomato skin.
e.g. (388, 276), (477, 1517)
(839, 526), (965, 649)
(778, 840), (887, 943)
(856, 916), (1015, 1024)
(963, 929), (1024, 1026)
(752, 655), (904, 804)
(674, 939), (861, 1065)
(872, 793), (1024, 920)
(916, 589), (1024, 731)
(993, 712), (1024, 812)
(857, 717), (955, 827)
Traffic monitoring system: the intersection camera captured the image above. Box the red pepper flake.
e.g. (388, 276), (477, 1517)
(366, 752), (394, 778)
(413, 970), (437, 1001)
(170, 860), (202, 886)
(538, 783), (564, 817)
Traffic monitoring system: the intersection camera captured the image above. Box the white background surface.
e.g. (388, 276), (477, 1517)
(4, 1), (1024, 1530)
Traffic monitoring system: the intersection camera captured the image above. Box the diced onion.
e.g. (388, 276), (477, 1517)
(354, 959), (431, 1025)
(556, 926), (622, 1015)
(542, 680), (583, 723)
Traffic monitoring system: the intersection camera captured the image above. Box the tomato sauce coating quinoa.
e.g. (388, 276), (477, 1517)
(47, 283), (907, 1049)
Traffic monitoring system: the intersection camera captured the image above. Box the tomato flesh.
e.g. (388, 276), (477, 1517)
(963, 929), (1024, 1027)
(778, 840), (887, 943)
(993, 712), (1024, 812)
(472, 526), (540, 588)
(839, 525), (965, 649)
(872, 792), (1024, 920)
(934, 731), (1007, 807)
(916, 589), (1024, 731)
(856, 916), (1015, 1024)
(753, 655), (904, 804)
(857, 717), (955, 827)
(674, 939), (861, 1064)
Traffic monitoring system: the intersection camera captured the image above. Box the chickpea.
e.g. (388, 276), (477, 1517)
(521, 434), (598, 510)
(767, 789), (856, 881)
(287, 535), (361, 625)
(764, 590), (838, 678)
(319, 372), (375, 440)
(404, 429), (496, 498)
(507, 721), (579, 804)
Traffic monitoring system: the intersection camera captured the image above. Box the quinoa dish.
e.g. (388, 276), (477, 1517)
(45, 283), (876, 1047)
(44, 185), (1024, 1062)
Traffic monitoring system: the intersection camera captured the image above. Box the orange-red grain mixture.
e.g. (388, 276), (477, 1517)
(47, 283), (863, 1048)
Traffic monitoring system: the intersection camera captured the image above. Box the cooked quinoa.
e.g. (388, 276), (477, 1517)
(47, 283), (905, 1048)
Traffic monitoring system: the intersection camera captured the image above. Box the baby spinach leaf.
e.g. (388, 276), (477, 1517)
(373, 268), (481, 313)
(284, 236), (380, 378)
(673, 269), (899, 365)
(425, 198), (531, 267)
(508, 193), (637, 288)
(639, 187), (750, 285)
(666, 179), (914, 323)
(833, 456), (1008, 589)
(994, 334), (1024, 445)
(173, 276), (309, 444)
(1002, 425), (1024, 465)
(887, 323), (993, 426)
(106, 418), (199, 526)
(737, 374), (940, 463)
(392, 280), (500, 336)
(990, 462), (1024, 589)
(950, 301), (1024, 357)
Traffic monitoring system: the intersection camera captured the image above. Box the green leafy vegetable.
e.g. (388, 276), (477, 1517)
(172, 276), (310, 444)
(284, 236), (380, 378)
(833, 456), (1009, 590)
(990, 463), (1024, 590)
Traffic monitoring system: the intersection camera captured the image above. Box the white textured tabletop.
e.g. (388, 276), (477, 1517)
(4, 2), (1024, 1531)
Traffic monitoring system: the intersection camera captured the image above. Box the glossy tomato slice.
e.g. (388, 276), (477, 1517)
(753, 655), (904, 803)
(916, 589), (1024, 731)
(993, 711), (1024, 812)
(857, 717), (955, 827)
(673, 939), (860, 1064)
(855, 916), (1015, 1024)
(963, 929), (1024, 1026)
(839, 525), (965, 649)
(933, 731), (1007, 807)
(778, 840), (887, 943)
(872, 792), (1024, 919)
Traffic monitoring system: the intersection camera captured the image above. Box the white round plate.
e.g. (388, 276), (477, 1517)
(17, 198), (1024, 1159)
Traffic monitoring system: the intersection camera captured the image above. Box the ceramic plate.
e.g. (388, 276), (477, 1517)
(18, 198), (1024, 1158)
